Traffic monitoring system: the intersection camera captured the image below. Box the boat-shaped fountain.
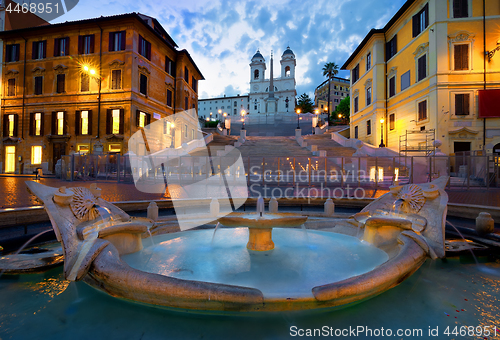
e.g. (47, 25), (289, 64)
(25, 176), (448, 312)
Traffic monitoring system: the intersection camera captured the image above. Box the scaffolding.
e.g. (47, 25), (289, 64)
(399, 129), (435, 157)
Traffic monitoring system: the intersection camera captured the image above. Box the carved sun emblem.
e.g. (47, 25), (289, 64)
(396, 184), (425, 214)
(70, 187), (99, 221)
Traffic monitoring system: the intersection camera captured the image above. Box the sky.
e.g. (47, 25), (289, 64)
(53, 0), (407, 100)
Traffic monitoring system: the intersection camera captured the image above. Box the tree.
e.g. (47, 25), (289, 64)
(295, 93), (314, 113)
(322, 62), (339, 116)
(334, 96), (350, 124)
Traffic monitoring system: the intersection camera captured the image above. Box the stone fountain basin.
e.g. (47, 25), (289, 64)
(81, 224), (428, 312)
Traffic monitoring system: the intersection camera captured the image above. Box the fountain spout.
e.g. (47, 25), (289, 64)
(393, 199), (404, 214)
(256, 197), (264, 217)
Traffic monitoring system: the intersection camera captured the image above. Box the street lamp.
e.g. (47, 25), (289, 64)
(241, 110), (246, 130)
(379, 118), (385, 148)
(218, 109), (221, 120)
(223, 112), (227, 132)
(296, 108), (301, 129)
(210, 112), (212, 121)
(315, 109), (320, 127)
(82, 63), (102, 144)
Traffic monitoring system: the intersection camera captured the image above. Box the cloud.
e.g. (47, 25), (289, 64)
(53, 0), (407, 100)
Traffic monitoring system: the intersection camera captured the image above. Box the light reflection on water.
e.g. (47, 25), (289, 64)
(1, 257), (500, 339)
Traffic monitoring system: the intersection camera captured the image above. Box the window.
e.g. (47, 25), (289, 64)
(108, 144), (121, 153)
(417, 55), (427, 81)
(453, 0), (468, 18)
(137, 111), (150, 128)
(56, 74), (65, 93)
(7, 79), (15, 96)
(138, 36), (151, 60)
(412, 4), (429, 37)
(81, 73), (90, 92)
(165, 57), (176, 76)
(354, 126), (358, 139)
(3, 114), (17, 137)
(140, 74), (147, 95)
(354, 96), (359, 113)
(185, 97), (188, 110)
(54, 37), (69, 57)
(455, 94), (470, 115)
(366, 120), (371, 135)
(109, 31), (125, 52)
(106, 109), (124, 135)
(386, 35), (397, 61)
(254, 69), (259, 79)
(57, 111), (64, 135)
(75, 111), (92, 136)
(77, 144), (90, 154)
(184, 124), (188, 138)
(366, 52), (371, 71)
(29, 112), (43, 136)
(184, 66), (189, 83)
(454, 44), (469, 70)
(418, 100), (427, 121)
(401, 71), (411, 91)
(32, 41), (46, 60)
(111, 70), (121, 90)
(366, 87), (372, 106)
(389, 113), (395, 130)
(166, 89), (172, 107)
(192, 76), (197, 92)
(31, 146), (42, 165)
(34, 76), (43, 95)
(6, 44), (20, 62)
(389, 76), (396, 97)
(352, 64), (359, 83)
(78, 35), (94, 54)
(234, 101), (237, 107)
(285, 66), (290, 77)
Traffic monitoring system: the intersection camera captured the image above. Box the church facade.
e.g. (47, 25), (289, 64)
(248, 47), (297, 115)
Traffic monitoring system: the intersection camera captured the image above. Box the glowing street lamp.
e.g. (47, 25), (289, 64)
(218, 109), (221, 120)
(81, 64), (102, 139)
(296, 108), (301, 129)
(223, 112), (227, 131)
(241, 110), (246, 130)
(379, 118), (385, 148)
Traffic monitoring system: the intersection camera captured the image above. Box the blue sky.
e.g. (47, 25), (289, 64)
(54, 0), (407, 99)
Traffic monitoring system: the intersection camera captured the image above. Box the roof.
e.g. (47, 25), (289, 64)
(0, 12), (178, 49)
(178, 49), (205, 80)
(341, 0), (417, 70)
(315, 76), (350, 90)
(252, 50), (265, 60)
(282, 46), (294, 56)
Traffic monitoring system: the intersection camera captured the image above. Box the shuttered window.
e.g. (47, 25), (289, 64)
(56, 74), (65, 93)
(389, 76), (396, 97)
(34, 76), (43, 95)
(417, 55), (426, 82)
(138, 35), (151, 60)
(386, 35), (397, 61)
(418, 100), (427, 121)
(455, 94), (470, 115)
(453, 0), (468, 18)
(454, 44), (469, 70)
(412, 3), (429, 37)
(111, 70), (121, 89)
(109, 31), (126, 52)
(140, 74), (147, 95)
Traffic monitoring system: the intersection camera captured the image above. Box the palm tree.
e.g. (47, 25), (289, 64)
(322, 62), (339, 117)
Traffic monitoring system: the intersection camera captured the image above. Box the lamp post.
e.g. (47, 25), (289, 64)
(379, 118), (385, 148)
(223, 112), (227, 133)
(218, 109), (221, 121)
(338, 113), (342, 124)
(82, 64), (102, 150)
(241, 110), (246, 130)
(315, 109), (320, 127)
(210, 112), (213, 121)
(296, 108), (301, 129)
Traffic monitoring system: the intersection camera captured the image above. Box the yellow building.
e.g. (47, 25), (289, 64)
(342, 0), (500, 156)
(0, 13), (204, 174)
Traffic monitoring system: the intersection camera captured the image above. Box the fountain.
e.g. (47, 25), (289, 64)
(22, 176), (449, 312)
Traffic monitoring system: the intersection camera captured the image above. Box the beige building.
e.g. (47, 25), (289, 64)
(0, 13), (204, 174)
(314, 77), (350, 114)
(342, 0), (500, 156)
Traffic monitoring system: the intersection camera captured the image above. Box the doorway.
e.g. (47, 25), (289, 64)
(454, 142), (471, 153)
(5, 146), (16, 173)
(53, 142), (67, 172)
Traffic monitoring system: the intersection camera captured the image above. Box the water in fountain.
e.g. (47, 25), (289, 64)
(0, 229), (53, 279)
(356, 221), (364, 239)
(146, 229), (155, 247)
(211, 222), (221, 244)
(300, 224), (309, 243)
(67, 206), (113, 281)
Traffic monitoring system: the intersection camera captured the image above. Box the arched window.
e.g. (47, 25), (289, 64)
(285, 66), (290, 77)
(254, 69), (259, 80)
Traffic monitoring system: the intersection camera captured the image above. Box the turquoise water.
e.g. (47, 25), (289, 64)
(122, 228), (389, 298)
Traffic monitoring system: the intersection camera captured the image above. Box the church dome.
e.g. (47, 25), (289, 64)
(252, 50), (265, 62)
(282, 46), (294, 57)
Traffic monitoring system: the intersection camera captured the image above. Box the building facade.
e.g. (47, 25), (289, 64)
(0, 13), (204, 174)
(198, 95), (249, 119)
(249, 47), (297, 115)
(342, 0), (500, 155)
(314, 77), (350, 113)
